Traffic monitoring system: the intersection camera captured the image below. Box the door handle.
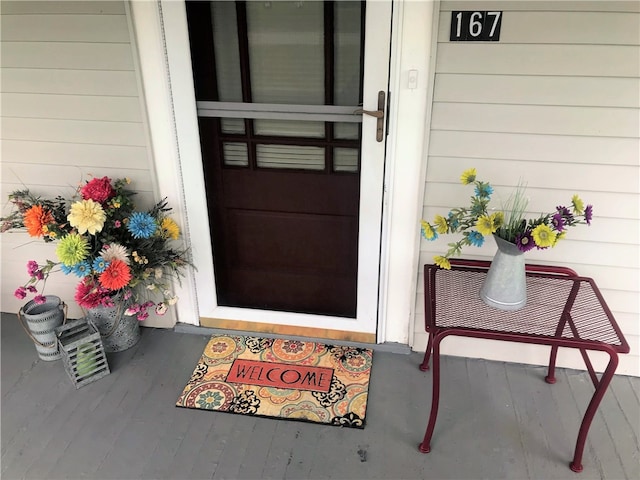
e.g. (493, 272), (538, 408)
(354, 108), (383, 119)
(353, 91), (386, 142)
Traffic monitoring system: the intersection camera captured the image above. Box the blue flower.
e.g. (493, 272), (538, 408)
(92, 258), (110, 273)
(127, 212), (157, 239)
(60, 264), (74, 275)
(72, 261), (92, 278)
(447, 212), (460, 230)
(475, 183), (493, 199)
(468, 230), (485, 247)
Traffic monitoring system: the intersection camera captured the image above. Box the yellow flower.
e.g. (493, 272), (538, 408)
(421, 220), (437, 240)
(572, 194), (584, 215)
(67, 199), (106, 235)
(460, 168), (477, 185)
(475, 215), (495, 236)
(491, 211), (504, 230)
(434, 255), (451, 270)
(532, 224), (557, 248)
(434, 215), (448, 234)
(553, 231), (566, 246)
(161, 217), (180, 240)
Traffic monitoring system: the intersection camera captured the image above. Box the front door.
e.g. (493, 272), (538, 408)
(185, 0), (391, 337)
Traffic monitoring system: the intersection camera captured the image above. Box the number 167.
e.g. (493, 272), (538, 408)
(451, 11), (502, 42)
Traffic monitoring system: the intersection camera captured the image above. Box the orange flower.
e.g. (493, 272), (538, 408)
(23, 205), (54, 237)
(99, 259), (132, 290)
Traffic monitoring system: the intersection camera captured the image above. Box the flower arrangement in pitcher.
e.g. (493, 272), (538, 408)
(1, 176), (192, 320)
(421, 168), (593, 270)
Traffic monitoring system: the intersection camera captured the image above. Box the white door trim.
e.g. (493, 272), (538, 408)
(131, 0), (396, 337)
(377, 0), (439, 345)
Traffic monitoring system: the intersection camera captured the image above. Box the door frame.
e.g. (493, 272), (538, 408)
(128, 0), (435, 345)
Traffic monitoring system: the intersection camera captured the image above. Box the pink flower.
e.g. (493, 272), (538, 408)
(80, 176), (115, 204)
(75, 278), (110, 309)
(26, 260), (39, 276)
(14, 287), (27, 299)
(33, 295), (46, 305)
(125, 304), (141, 316)
(137, 310), (149, 321)
(35, 270), (44, 281)
(155, 303), (168, 316)
(26, 286), (37, 293)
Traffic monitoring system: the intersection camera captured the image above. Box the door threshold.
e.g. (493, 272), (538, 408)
(198, 316), (376, 343)
(174, 322), (411, 355)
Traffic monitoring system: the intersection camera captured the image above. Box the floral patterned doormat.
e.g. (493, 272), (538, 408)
(176, 335), (373, 428)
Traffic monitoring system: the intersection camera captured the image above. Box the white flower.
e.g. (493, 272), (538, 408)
(155, 303), (168, 316)
(100, 243), (130, 265)
(168, 295), (179, 305)
(155, 268), (163, 279)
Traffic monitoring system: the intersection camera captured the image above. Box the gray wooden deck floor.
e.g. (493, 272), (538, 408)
(2, 313), (638, 480)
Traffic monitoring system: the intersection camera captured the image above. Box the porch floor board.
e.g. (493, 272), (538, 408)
(2, 313), (638, 480)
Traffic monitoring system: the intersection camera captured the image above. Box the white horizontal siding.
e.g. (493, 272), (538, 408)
(438, 11), (640, 45)
(3, 118), (146, 146)
(440, 1), (640, 13)
(1, 164), (155, 196)
(2, 68), (139, 96)
(3, 93), (142, 122)
(1, 1), (125, 15)
(1, 140), (148, 169)
(436, 44), (640, 78)
(418, 2), (640, 376)
(1, 14), (130, 42)
(429, 131), (640, 166)
(0, 1), (171, 328)
(431, 103), (639, 138)
(435, 74), (640, 108)
(424, 180), (639, 221)
(2, 42), (135, 70)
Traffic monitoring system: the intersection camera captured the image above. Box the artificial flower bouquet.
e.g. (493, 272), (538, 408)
(421, 168), (593, 270)
(1, 176), (191, 320)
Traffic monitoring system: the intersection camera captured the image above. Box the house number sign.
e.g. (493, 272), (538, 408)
(450, 11), (502, 42)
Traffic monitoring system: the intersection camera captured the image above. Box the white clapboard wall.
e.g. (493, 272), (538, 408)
(416, 1), (640, 376)
(0, 1), (174, 327)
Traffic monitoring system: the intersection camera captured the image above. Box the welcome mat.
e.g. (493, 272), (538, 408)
(176, 335), (373, 428)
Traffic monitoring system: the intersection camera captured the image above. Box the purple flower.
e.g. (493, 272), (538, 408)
(584, 205), (593, 225)
(26, 260), (39, 276)
(551, 213), (565, 232)
(14, 287), (27, 300)
(33, 295), (46, 305)
(515, 231), (536, 252)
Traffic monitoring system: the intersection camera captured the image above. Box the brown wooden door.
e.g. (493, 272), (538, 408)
(186, 0), (372, 318)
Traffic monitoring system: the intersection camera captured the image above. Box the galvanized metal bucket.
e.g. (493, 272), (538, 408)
(18, 295), (67, 361)
(86, 302), (141, 353)
(480, 235), (527, 311)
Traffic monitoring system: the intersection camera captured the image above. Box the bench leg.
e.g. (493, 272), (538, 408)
(419, 332), (434, 371)
(569, 347), (619, 473)
(419, 334), (442, 453)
